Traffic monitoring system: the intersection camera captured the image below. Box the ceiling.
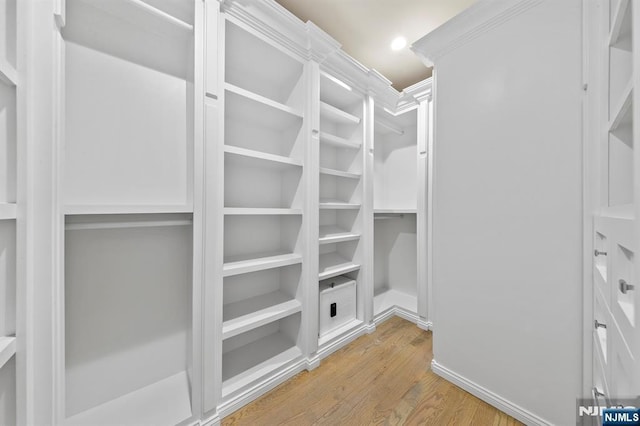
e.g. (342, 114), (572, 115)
(275, 0), (477, 91)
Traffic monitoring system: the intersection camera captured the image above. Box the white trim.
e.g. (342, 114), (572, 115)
(199, 412), (221, 426)
(315, 323), (369, 361)
(417, 319), (432, 331)
(411, 0), (545, 66)
(431, 360), (553, 426)
(217, 359), (307, 419)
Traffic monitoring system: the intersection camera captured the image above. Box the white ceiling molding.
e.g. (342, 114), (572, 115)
(411, 0), (545, 67)
(223, 0), (432, 112)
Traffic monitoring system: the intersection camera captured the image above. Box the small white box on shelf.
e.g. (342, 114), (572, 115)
(319, 275), (356, 336)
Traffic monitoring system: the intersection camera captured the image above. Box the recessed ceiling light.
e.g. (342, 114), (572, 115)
(391, 36), (407, 51)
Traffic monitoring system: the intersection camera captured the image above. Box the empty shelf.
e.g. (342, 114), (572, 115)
(222, 332), (302, 398)
(0, 203), (17, 220)
(65, 204), (193, 215)
(599, 204), (634, 220)
(374, 288), (417, 316)
(320, 167), (361, 180)
(224, 208), (303, 215)
(609, 79), (633, 132)
(319, 132), (361, 149)
(224, 145), (303, 169)
(79, 0), (193, 41)
(0, 59), (18, 87)
(374, 209), (417, 214)
(63, 371), (191, 426)
(223, 252), (302, 277)
(0, 337), (16, 370)
(319, 252), (360, 280)
(225, 83), (303, 129)
(320, 102), (360, 125)
(595, 265), (607, 283)
(319, 199), (361, 210)
(223, 291), (302, 339)
(319, 225), (360, 244)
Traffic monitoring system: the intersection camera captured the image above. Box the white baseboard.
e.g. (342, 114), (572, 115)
(218, 359), (307, 419)
(417, 318), (432, 331)
(199, 413), (221, 426)
(431, 360), (552, 426)
(373, 306), (426, 328)
(316, 323), (368, 361)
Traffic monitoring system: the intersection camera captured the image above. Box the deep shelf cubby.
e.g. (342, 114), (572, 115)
(61, 0), (194, 210)
(222, 313), (302, 399)
(64, 214), (193, 424)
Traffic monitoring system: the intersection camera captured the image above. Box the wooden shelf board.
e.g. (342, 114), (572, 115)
(319, 252), (360, 280)
(223, 252), (302, 277)
(79, 0), (193, 41)
(319, 132), (361, 150)
(319, 167), (361, 180)
(225, 83), (303, 128)
(609, 79), (633, 132)
(222, 333), (302, 398)
(0, 59), (18, 87)
(319, 225), (360, 245)
(223, 291), (302, 340)
(224, 145), (303, 169)
(223, 208), (303, 216)
(63, 371), (192, 426)
(0, 203), (17, 220)
(319, 199), (361, 210)
(320, 102), (360, 125)
(609, 0), (630, 47)
(374, 288), (417, 317)
(318, 318), (363, 347)
(64, 204), (193, 215)
(0, 337), (16, 370)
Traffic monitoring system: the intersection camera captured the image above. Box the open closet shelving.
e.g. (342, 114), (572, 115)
(589, 0), (639, 412)
(219, 17), (306, 402)
(0, 0), (19, 423)
(315, 71), (366, 347)
(56, 1), (198, 424)
(373, 107), (419, 321)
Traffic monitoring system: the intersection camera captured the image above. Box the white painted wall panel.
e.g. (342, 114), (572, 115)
(431, 1), (583, 424)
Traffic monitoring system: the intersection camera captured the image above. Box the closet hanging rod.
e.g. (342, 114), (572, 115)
(374, 214), (404, 220)
(65, 219), (193, 231)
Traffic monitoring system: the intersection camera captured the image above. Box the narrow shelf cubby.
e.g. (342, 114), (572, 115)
(224, 150), (303, 210)
(223, 215), (302, 276)
(319, 240), (361, 280)
(222, 313), (302, 399)
(61, 0), (194, 210)
(225, 20), (304, 112)
(223, 264), (302, 339)
(319, 209), (360, 245)
(64, 214), (193, 425)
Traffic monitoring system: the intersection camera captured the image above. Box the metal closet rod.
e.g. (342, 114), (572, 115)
(65, 219), (193, 231)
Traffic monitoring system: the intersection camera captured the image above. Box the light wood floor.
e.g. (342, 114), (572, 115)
(222, 316), (523, 425)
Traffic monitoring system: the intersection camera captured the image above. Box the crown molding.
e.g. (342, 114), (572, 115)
(222, 0), (310, 61)
(221, 0), (432, 111)
(411, 0), (544, 67)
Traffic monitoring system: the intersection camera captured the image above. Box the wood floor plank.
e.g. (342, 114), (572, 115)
(222, 317), (524, 426)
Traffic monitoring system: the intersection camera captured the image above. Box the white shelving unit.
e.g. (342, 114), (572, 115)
(316, 71), (365, 346)
(588, 0), (639, 412)
(57, 1), (198, 424)
(373, 108), (419, 321)
(0, 0), (19, 423)
(219, 17), (306, 403)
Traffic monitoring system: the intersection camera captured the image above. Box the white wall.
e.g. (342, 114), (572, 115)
(429, 1), (583, 424)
